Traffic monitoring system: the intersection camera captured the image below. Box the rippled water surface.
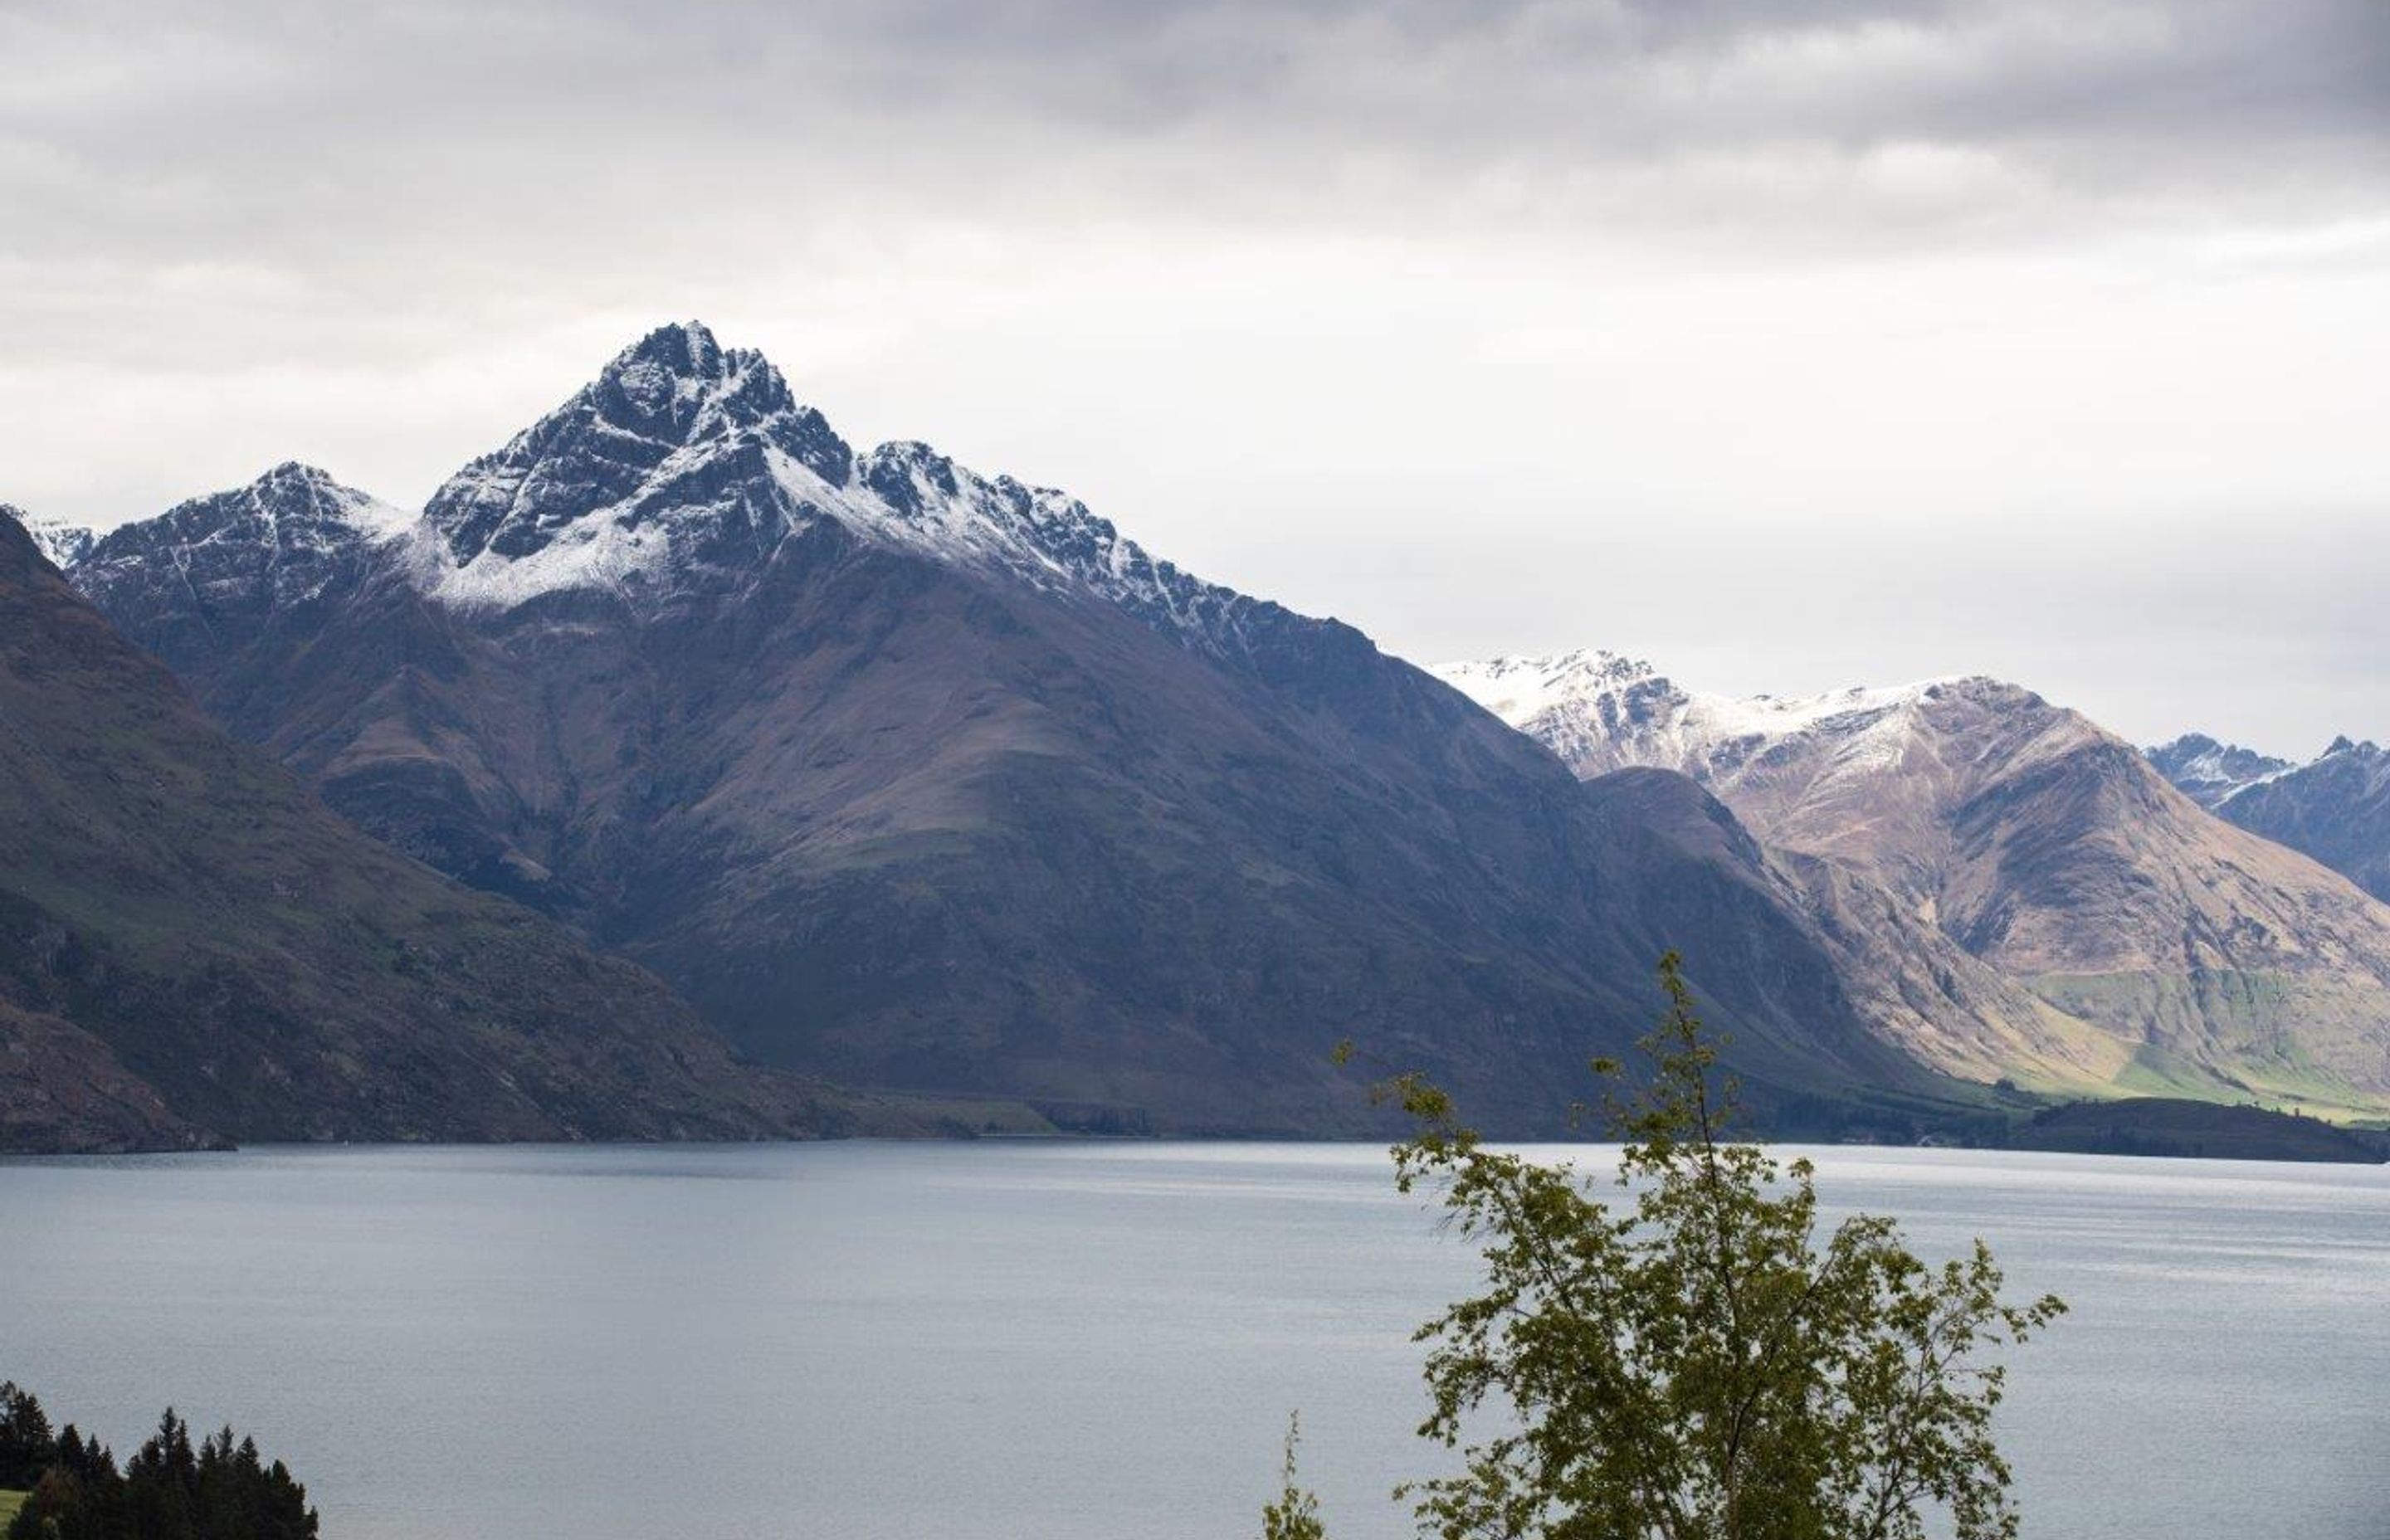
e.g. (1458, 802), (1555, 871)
(4, 1142), (2386, 1538)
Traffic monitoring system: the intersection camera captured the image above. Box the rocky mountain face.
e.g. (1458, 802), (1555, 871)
(74, 464), (414, 679)
(2152, 735), (2390, 905)
(1438, 651), (2390, 1115)
(0, 511), (847, 1152)
(2144, 733), (2294, 809)
(49, 323), (2064, 1136)
(1572, 768), (2124, 1096)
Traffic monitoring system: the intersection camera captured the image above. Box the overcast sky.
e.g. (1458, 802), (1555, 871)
(2, 0), (2383, 751)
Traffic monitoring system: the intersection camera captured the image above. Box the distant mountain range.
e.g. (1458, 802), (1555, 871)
(1437, 651), (2390, 1117)
(2147, 733), (2390, 905)
(14, 321), (2387, 1145)
(18, 322), (2098, 1141)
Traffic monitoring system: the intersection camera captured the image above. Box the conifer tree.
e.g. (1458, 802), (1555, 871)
(0, 1384), (54, 1488)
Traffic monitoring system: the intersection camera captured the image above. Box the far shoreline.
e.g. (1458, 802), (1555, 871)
(7, 1104), (2385, 1169)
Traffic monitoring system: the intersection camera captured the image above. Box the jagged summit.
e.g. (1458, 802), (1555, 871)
(2148, 730), (2383, 811)
(424, 320), (852, 578)
(405, 322), (1291, 658)
(72, 324), (1295, 661)
(2144, 732), (2295, 809)
(621, 318), (728, 380)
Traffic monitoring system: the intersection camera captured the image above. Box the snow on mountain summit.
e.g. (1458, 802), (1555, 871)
(2143, 733), (2295, 809)
(426, 321), (853, 568)
(1434, 649), (2004, 788)
(0, 505), (95, 570)
(1432, 650), (1661, 721)
(80, 461), (413, 587)
(71, 322), (1322, 665)
(65, 464), (417, 665)
(2147, 733), (2390, 904)
(412, 322), (1287, 657)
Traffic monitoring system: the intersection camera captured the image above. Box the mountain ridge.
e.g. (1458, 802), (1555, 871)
(42, 323), (2080, 1136)
(1438, 649), (2390, 1116)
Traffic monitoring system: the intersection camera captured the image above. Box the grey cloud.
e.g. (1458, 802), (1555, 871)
(1, 0), (2378, 385)
(0, 0), (2383, 748)
(7, 1), (2383, 253)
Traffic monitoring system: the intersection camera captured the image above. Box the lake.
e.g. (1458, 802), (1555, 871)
(2, 1142), (2386, 1539)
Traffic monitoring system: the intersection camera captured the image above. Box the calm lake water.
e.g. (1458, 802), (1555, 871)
(2, 1142), (2386, 1539)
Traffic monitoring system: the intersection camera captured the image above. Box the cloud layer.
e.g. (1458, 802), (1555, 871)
(2, 0), (2384, 748)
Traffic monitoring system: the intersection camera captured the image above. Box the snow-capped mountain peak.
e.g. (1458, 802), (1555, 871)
(69, 464), (415, 634)
(251, 461), (417, 540)
(2147, 732), (2390, 904)
(1, 505), (96, 570)
(1432, 650), (1660, 721)
(2143, 733), (2295, 809)
(407, 322), (1285, 658)
(71, 324), (1310, 665)
(423, 320), (853, 578)
(90, 462), (414, 557)
(2152, 732), (2385, 795)
(1435, 649), (2026, 791)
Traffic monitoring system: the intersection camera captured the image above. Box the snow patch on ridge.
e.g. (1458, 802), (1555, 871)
(1433, 650), (1660, 723)
(415, 510), (676, 611)
(1436, 648), (1976, 786)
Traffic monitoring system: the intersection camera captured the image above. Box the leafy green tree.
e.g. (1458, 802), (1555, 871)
(1375, 953), (2064, 1540)
(1261, 1414), (1328, 1540)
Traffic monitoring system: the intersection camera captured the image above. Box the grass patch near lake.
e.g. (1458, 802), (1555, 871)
(0, 1489), (27, 1525)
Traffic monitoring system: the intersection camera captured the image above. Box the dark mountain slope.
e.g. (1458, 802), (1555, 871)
(0, 514), (840, 1150)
